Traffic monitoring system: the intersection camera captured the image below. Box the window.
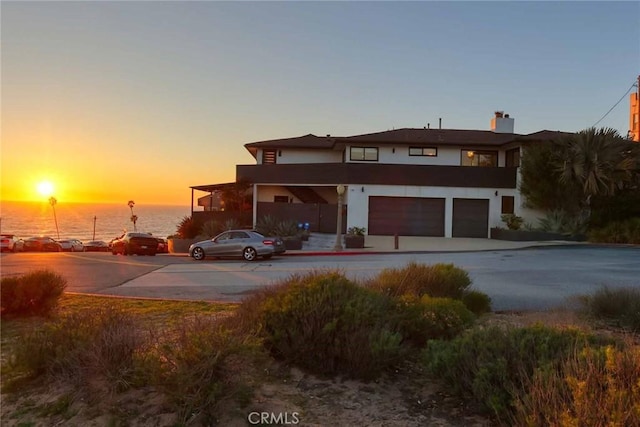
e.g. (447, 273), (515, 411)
(274, 195), (289, 203)
(231, 231), (250, 239)
(506, 148), (520, 167)
(409, 147), (437, 157)
(350, 147), (378, 161)
(461, 150), (498, 167)
(501, 196), (515, 214)
(262, 149), (277, 164)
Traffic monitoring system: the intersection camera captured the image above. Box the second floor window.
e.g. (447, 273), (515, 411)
(409, 147), (437, 156)
(461, 150), (498, 167)
(350, 147), (378, 161)
(506, 148), (520, 167)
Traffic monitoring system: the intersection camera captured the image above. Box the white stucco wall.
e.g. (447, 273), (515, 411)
(346, 145), (464, 166)
(344, 184), (517, 238)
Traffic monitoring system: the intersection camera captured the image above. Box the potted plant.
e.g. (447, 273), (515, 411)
(344, 226), (366, 248)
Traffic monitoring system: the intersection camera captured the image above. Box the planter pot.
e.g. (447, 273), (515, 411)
(168, 238), (200, 253)
(283, 237), (303, 250)
(490, 228), (586, 242)
(344, 235), (365, 249)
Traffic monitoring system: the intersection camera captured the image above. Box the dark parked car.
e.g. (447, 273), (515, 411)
(83, 240), (110, 252)
(1, 234), (24, 252)
(23, 236), (62, 252)
(111, 232), (158, 256)
(189, 230), (285, 261)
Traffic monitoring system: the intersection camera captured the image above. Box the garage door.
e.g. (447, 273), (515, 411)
(368, 196), (445, 236)
(452, 199), (489, 238)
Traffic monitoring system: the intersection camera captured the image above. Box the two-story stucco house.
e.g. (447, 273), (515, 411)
(197, 112), (570, 238)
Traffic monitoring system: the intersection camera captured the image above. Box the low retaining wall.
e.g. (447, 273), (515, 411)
(168, 238), (199, 253)
(490, 228), (586, 242)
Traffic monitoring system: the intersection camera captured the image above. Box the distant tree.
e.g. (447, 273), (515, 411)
(220, 180), (252, 212)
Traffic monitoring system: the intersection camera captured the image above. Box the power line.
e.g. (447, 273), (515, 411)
(591, 80), (637, 128)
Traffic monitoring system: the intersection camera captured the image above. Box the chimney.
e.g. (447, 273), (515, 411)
(491, 111), (514, 133)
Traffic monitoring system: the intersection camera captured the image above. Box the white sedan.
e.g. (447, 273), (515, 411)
(0, 234), (24, 252)
(58, 239), (85, 252)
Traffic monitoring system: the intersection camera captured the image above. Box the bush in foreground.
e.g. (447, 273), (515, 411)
(236, 271), (404, 380)
(365, 262), (472, 300)
(1, 269), (67, 317)
(7, 307), (144, 388)
(365, 262), (491, 314)
(579, 286), (640, 332)
(154, 316), (262, 425)
(422, 325), (603, 421)
(514, 342), (640, 426)
(393, 296), (475, 347)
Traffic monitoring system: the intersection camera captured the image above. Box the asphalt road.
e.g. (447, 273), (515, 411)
(1, 246), (639, 311)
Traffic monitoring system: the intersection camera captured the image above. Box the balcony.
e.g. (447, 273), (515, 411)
(237, 163), (517, 189)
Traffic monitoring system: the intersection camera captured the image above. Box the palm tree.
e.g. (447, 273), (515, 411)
(49, 196), (60, 239)
(128, 200), (137, 231)
(555, 128), (637, 209)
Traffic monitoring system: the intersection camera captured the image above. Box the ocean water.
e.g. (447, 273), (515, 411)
(0, 201), (191, 242)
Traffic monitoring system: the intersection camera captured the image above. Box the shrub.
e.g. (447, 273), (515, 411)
(366, 262), (472, 300)
(7, 307), (145, 388)
(255, 215), (279, 236)
(538, 209), (588, 235)
(154, 316), (261, 425)
(422, 325), (599, 421)
(393, 296), (475, 347)
(176, 215), (200, 239)
(513, 343), (640, 426)
(200, 220), (221, 238)
(1, 270), (67, 317)
(501, 214), (524, 230)
(222, 218), (240, 231)
(588, 218), (640, 244)
(462, 290), (492, 315)
(238, 270), (404, 379)
(579, 286), (640, 332)
(347, 226), (366, 236)
(274, 220), (300, 237)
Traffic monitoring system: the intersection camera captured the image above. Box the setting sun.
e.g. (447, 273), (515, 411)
(36, 181), (55, 197)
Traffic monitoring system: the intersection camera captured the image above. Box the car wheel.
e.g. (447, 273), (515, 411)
(191, 247), (205, 261)
(123, 246), (129, 256)
(243, 247), (257, 261)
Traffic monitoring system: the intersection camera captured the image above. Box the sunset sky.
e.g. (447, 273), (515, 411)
(2, 1), (638, 206)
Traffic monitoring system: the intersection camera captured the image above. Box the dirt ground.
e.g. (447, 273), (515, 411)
(0, 309), (613, 426)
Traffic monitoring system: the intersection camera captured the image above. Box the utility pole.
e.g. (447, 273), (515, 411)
(636, 74), (640, 142)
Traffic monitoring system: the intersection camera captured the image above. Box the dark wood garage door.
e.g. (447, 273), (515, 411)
(368, 196), (445, 236)
(452, 199), (489, 238)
